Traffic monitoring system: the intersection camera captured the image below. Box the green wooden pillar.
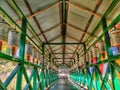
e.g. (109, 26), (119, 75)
(33, 68), (37, 90)
(16, 17), (27, 90)
(101, 18), (111, 57)
(83, 43), (87, 65)
(48, 54), (51, 85)
(41, 43), (45, 90)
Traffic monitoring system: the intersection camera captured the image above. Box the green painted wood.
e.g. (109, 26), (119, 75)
(0, 52), (42, 68)
(4, 65), (20, 87)
(24, 69), (34, 90)
(101, 18), (111, 57)
(41, 44), (45, 90)
(33, 68), (37, 90)
(16, 17), (27, 90)
(0, 80), (7, 90)
(23, 66), (32, 90)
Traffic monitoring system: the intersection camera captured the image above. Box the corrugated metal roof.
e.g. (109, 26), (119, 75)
(0, 0), (120, 67)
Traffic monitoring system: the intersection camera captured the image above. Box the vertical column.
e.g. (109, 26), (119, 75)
(101, 18), (115, 89)
(77, 53), (79, 68)
(101, 18), (111, 57)
(33, 68), (37, 90)
(83, 43), (87, 65)
(41, 43), (45, 90)
(16, 17), (27, 90)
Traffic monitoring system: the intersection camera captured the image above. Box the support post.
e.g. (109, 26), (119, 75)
(16, 17), (27, 90)
(77, 53), (79, 69)
(101, 18), (111, 57)
(41, 43), (45, 90)
(83, 43), (87, 65)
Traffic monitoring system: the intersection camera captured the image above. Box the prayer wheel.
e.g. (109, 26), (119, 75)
(8, 30), (20, 56)
(91, 46), (98, 63)
(37, 53), (41, 65)
(25, 43), (33, 62)
(97, 41), (106, 58)
(89, 50), (93, 64)
(0, 22), (9, 52)
(86, 53), (89, 63)
(110, 29), (120, 46)
(111, 23), (120, 66)
(97, 41), (105, 54)
(32, 48), (37, 64)
(91, 46), (97, 58)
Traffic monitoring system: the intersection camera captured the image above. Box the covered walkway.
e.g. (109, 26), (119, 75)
(0, 0), (120, 90)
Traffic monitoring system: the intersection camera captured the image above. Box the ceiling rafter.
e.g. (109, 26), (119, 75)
(48, 34), (61, 43)
(51, 45), (59, 49)
(66, 34), (79, 42)
(24, 0), (57, 59)
(70, 45), (77, 49)
(53, 46), (62, 52)
(71, 0), (102, 59)
(16, 1), (62, 24)
(66, 47), (74, 52)
(56, 61), (70, 62)
(31, 23), (60, 38)
(65, 54), (72, 58)
(66, 1), (101, 18)
(66, 23), (97, 38)
(65, 49), (73, 53)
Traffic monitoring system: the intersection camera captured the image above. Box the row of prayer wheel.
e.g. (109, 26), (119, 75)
(86, 23), (120, 64)
(86, 23), (120, 75)
(0, 23), (41, 65)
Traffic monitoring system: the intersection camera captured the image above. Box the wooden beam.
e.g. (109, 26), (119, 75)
(56, 61), (70, 62)
(16, 1), (62, 23)
(53, 47), (62, 52)
(24, 0), (57, 59)
(66, 34), (79, 42)
(71, 0), (102, 59)
(66, 23), (90, 34)
(70, 45), (77, 49)
(48, 34), (61, 42)
(51, 45), (58, 49)
(66, 23), (97, 38)
(66, 1), (101, 18)
(66, 47), (74, 52)
(31, 23), (60, 38)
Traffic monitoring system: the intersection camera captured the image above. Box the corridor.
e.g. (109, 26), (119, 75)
(49, 79), (84, 90)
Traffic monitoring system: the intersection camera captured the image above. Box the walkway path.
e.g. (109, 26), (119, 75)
(49, 79), (84, 90)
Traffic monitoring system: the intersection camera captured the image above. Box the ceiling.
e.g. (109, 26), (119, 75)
(0, 0), (120, 67)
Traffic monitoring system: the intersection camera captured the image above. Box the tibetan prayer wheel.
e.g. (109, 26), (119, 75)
(97, 41), (105, 54)
(111, 23), (120, 66)
(110, 29), (120, 47)
(91, 46), (98, 63)
(91, 46), (97, 58)
(25, 43), (33, 62)
(89, 50), (93, 64)
(37, 53), (41, 65)
(0, 22), (9, 51)
(97, 41), (106, 59)
(32, 48), (37, 64)
(86, 53), (89, 63)
(25, 44), (32, 55)
(8, 30), (20, 56)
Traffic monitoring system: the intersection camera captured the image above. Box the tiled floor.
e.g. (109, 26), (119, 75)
(49, 79), (84, 90)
